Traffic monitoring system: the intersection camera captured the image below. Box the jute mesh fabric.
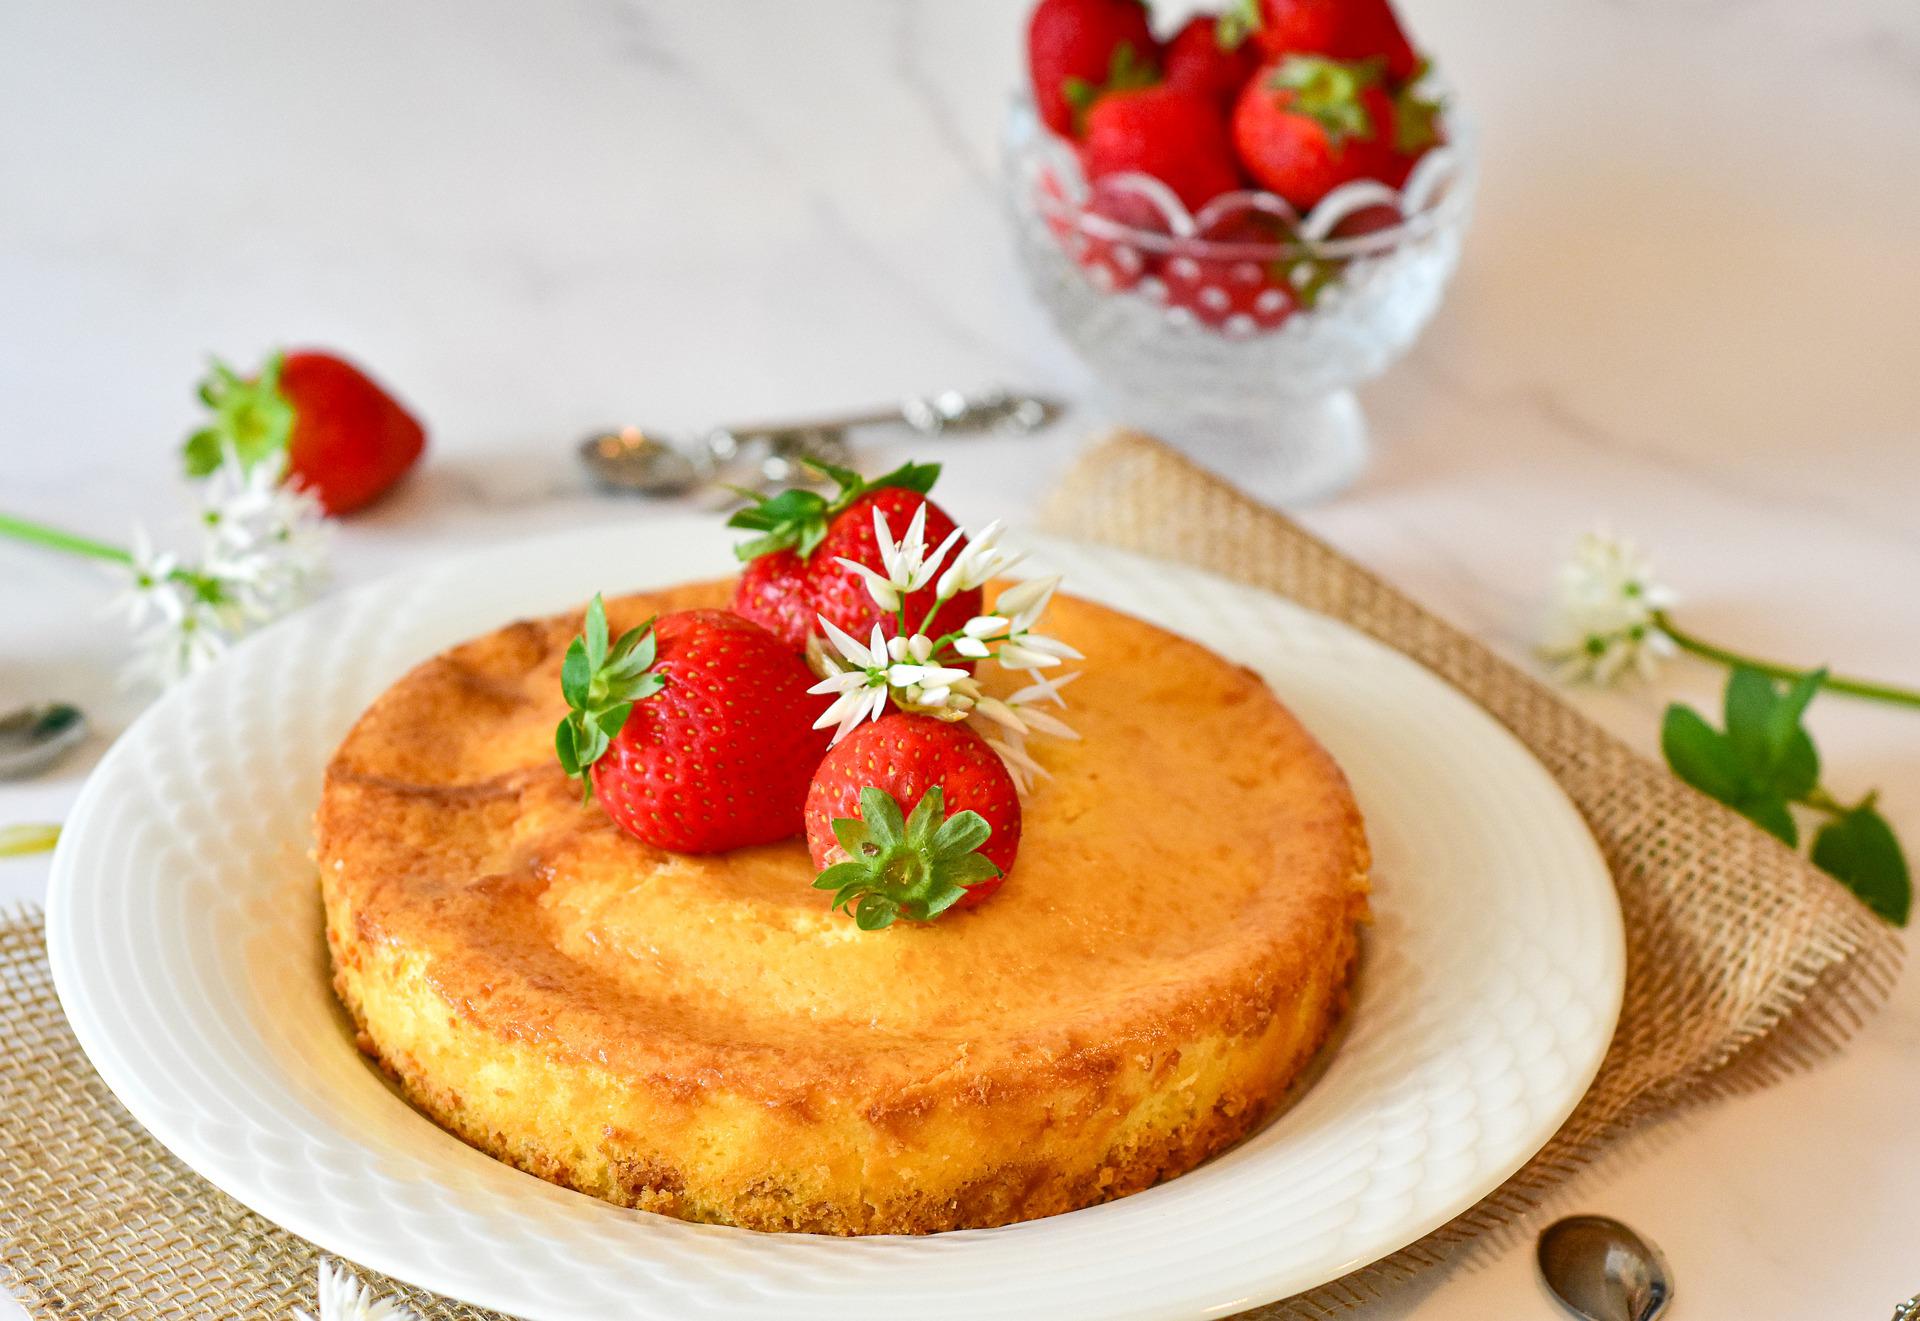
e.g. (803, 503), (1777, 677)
(0, 430), (1900, 1319)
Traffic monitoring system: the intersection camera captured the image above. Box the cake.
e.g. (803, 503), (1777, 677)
(317, 578), (1369, 1234)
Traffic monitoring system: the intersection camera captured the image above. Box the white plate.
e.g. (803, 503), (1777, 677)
(47, 520), (1622, 1321)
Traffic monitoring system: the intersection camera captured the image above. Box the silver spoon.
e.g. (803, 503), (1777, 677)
(579, 387), (1063, 496)
(0, 702), (88, 780)
(1538, 1215), (1672, 1321)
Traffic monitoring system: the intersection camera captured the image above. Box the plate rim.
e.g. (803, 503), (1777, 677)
(47, 517), (1625, 1320)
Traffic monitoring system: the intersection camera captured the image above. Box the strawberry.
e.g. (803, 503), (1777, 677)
(1252, 0), (1418, 83)
(184, 350), (425, 516)
(1232, 55), (1395, 211)
(805, 713), (1021, 926)
(1027, 0), (1159, 139)
(1082, 85), (1244, 212)
(1073, 180), (1171, 292)
(1163, 3), (1263, 108)
(727, 461), (981, 652)
(555, 598), (830, 854)
(1163, 210), (1298, 332)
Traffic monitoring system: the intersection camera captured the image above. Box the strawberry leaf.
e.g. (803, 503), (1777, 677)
(725, 459), (942, 562)
(183, 352), (296, 478)
(1392, 58), (1446, 155)
(553, 594), (664, 800)
(813, 785), (997, 928)
(1216, 0), (1261, 50)
(1269, 55), (1384, 148)
(1063, 41), (1159, 135)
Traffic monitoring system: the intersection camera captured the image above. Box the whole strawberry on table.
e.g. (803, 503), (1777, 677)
(184, 349), (426, 514)
(1026, 0), (1448, 334)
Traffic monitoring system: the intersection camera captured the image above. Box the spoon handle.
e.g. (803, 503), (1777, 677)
(709, 388), (1060, 448)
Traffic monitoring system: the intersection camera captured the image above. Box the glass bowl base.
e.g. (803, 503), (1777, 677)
(1102, 389), (1370, 508)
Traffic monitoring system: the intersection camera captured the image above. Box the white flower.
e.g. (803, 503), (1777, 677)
(993, 574), (1060, 634)
(1538, 528), (1678, 685)
(833, 504), (961, 613)
(811, 619), (976, 740)
(936, 519), (1025, 597)
(199, 447), (328, 621)
(294, 1260), (416, 1321)
(102, 454), (330, 692)
(809, 619), (897, 742)
(968, 672), (1080, 791)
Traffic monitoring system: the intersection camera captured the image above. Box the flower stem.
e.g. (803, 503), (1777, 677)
(0, 513), (132, 566)
(0, 824), (61, 858)
(1653, 611), (1920, 711)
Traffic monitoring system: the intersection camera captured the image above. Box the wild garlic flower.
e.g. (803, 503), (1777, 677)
(199, 448), (328, 617)
(1538, 529), (1678, 685)
(294, 1260), (417, 1321)
(104, 448), (328, 690)
(834, 503), (963, 613)
(807, 512), (1082, 789)
(936, 518), (1024, 598)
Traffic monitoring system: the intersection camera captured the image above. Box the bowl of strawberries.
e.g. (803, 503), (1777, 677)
(1009, 0), (1475, 503)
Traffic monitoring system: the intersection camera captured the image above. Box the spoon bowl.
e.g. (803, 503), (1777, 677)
(0, 702), (88, 780)
(1538, 1215), (1672, 1321)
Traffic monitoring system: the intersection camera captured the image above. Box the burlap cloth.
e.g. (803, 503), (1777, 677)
(0, 429), (1902, 1319)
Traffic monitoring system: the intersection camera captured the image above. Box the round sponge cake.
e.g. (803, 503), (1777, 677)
(317, 580), (1369, 1234)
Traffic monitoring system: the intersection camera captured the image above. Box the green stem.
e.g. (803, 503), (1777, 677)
(0, 824), (61, 858)
(1653, 611), (1920, 711)
(0, 512), (132, 566)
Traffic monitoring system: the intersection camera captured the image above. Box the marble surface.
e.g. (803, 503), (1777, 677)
(1, 0), (1915, 1316)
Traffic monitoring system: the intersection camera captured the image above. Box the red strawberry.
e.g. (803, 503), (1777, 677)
(1163, 5), (1263, 108)
(1379, 69), (1446, 188)
(1083, 85), (1244, 212)
(1073, 179), (1171, 291)
(1163, 210), (1299, 332)
(1253, 0), (1418, 83)
(727, 461), (982, 652)
(1027, 0), (1159, 139)
(555, 599), (830, 854)
(1232, 55), (1394, 211)
(805, 713), (1021, 926)
(184, 350), (425, 516)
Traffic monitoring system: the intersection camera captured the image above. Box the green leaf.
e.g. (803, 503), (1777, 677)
(561, 639), (591, 709)
(931, 809), (991, 860)
(860, 786), (905, 851)
(903, 784), (945, 847)
(1734, 793), (1798, 847)
(1767, 667), (1825, 755)
(584, 594), (609, 671)
(554, 718), (581, 778)
(1770, 729), (1820, 802)
(182, 351), (296, 479)
(1813, 806), (1912, 926)
(855, 896), (899, 931)
(1216, 0), (1261, 49)
(1722, 667), (1776, 769)
(814, 861), (868, 894)
(1660, 704), (1747, 804)
(596, 701), (633, 740)
(554, 596), (661, 791)
(182, 429), (225, 477)
(1718, 666), (1824, 802)
(812, 784), (1002, 932)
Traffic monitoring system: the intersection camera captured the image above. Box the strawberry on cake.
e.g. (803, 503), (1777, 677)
(317, 459), (1369, 1234)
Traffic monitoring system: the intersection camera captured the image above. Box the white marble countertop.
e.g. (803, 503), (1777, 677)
(2, 1), (1916, 1316)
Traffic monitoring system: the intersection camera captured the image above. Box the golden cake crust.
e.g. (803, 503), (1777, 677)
(317, 580), (1369, 1234)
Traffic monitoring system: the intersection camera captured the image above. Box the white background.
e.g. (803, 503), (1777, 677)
(2, 1), (1916, 1316)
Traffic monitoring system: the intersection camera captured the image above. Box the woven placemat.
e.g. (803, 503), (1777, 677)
(0, 430), (1901, 1319)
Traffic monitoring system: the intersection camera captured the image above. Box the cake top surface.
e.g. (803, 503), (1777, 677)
(316, 579), (1368, 1103)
